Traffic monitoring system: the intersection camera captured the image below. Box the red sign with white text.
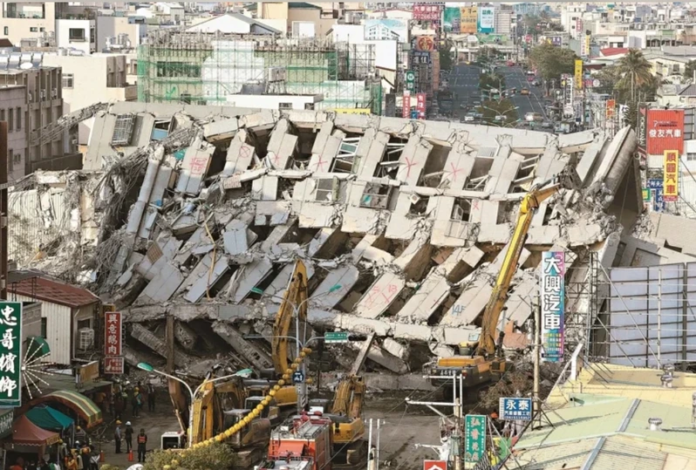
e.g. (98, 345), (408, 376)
(104, 357), (124, 375)
(104, 312), (122, 356)
(403, 92), (411, 118)
(416, 93), (426, 119)
(413, 3), (441, 21)
(423, 461), (447, 470)
(646, 109), (684, 155)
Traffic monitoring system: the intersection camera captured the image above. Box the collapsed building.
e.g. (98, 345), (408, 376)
(8, 101), (644, 379)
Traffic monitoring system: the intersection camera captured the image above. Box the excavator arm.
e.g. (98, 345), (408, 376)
(190, 381), (223, 445)
(272, 260), (309, 375)
(476, 181), (565, 357)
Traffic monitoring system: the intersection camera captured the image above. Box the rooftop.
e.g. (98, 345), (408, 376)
(9, 274), (99, 309)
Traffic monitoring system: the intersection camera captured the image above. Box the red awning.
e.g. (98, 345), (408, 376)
(12, 415), (60, 446)
(275, 441), (305, 458)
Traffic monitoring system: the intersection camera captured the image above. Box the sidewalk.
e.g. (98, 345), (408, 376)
(93, 400), (179, 469)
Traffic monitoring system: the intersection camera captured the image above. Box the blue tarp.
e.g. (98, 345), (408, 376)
(26, 406), (74, 431)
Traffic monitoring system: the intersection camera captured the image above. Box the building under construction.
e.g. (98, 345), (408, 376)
(137, 32), (383, 113)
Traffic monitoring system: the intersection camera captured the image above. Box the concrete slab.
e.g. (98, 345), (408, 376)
(227, 257), (274, 304)
(212, 321), (273, 370)
(137, 262), (185, 305)
(312, 265), (360, 309)
(181, 254), (230, 303)
(176, 137), (214, 196)
(397, 136), (433, 186)
(355, 271), (406, 319)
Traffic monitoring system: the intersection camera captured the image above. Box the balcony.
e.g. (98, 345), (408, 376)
(3, 3), (45, 19)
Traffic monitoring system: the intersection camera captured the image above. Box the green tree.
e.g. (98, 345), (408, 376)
(684, 60), (696, 80)
(144, 443), (238, 470)
(616, 49), (654, 100)
(479, 72), (506, 91)
(439, 40), (453, 71)
(529, 43), (577, 82)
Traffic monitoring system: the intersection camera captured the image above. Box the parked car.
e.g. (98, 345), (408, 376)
(507, 60), (516, 66)
(532, 80), (541, 86)
(464, 113), (476, 122)
(525, 112), (543, 122)
(520, 88), (530, 95)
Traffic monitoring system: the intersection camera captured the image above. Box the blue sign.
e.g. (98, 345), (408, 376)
(499, 397), (532, 421)
(648, 179), (663, 189)
(292, 371), (305, 384)
(648, 179), (665, 211)
(411, 110), (419, 119)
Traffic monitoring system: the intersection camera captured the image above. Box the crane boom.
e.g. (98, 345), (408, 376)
(476, 180), (565, 357)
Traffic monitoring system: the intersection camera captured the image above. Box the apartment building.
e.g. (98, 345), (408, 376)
(0, 65), (74, 175)
(0, 83), (27, 181)
(42, 53), (136, 145)
(0, 2), (56, 46)
(55, 19), (95, 55)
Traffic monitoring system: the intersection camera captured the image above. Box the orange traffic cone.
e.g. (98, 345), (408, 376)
(99, 449), (105, 463)
(128, 450), (134, 462)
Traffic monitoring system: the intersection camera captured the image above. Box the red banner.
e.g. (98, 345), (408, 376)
(606, 99), (615, 119)
(104, 311), (122, 357)
(403, 92), (411, 118)
(646, 109), (684, 154)
(416, 93), (426, 119)
(104, 357), (124, 375)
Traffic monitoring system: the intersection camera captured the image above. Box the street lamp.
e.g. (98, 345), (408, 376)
(250, 283), (342, 413)
(137, 362), (252, 448)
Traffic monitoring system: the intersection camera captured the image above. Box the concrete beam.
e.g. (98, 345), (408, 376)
(212, 321), (273, 370)
(130, 324), (191, 368)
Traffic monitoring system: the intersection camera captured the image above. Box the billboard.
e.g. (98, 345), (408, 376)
(0, 302), (22, 407)
(477, 7), (495, 34)
(574, 59), (583, 90)
(364, 19), (408, 43)
(541, 251), (565, 363)
(663, 150), (679, 202)
(443, 7), (460, 33)
(431, 51), (440, 92)
(646, 109), (684, 154)
(416, 93), (426, 119)
(464, 415), (486, 463)
(414, 35), (436, 51)
(413, 3), (441, 21)
(460, 7), (477, 34)
(402, 91), (411, 119)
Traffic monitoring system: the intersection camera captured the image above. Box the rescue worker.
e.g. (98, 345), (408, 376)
(137, 428), (148, 463)
(113, 420), (122, 454)
(147, 383), (156, 412)
(132, 388), (142, 418)
(124, 421), (134, 452)
(80, 443), (91, 470)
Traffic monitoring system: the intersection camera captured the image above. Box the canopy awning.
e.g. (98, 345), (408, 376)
(25, 336), (50, 359)
(12, 415), (60, 446)
(29, 390), (102, 428)
(26, 406), (74, 431)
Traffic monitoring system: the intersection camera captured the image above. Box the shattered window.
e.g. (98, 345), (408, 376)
(332, 137), (361, 173)
(359, 183), (392, 209)
(111, 114), (136, 146)
(451, 199), (471, 222)
(315, 178), (336, 202)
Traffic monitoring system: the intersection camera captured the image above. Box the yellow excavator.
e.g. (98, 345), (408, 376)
(328, 376), (368, 470)
(429, 168), (580, 388)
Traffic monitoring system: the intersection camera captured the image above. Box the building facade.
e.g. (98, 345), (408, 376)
(0, 84), (28, 181)
(0, 2), (56, 47)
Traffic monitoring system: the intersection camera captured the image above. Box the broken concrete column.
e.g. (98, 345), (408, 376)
(347, 341), (408, 374)
(266, 119), (298, 170)
(355, 271), (406, 319)
(396, 136), (433, 186)
(352, 234), (393, 264)
(227, 257), (274, 304)
(126, 147), (164, 237)
(175, 321), (198, 351)
(212, 321), (273, 370)
(308, 129), (345, 173)
(176, 136), (215, 196)
(130, 324), (191, 368)
(223, 129), (255, 176)
(356, 130), (389, 179)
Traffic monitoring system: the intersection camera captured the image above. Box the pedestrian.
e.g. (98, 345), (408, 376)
(132, 388), (142, 418)
(147, 383), (156, 412)
(88, 451), (99, 470)
(124, 421), (134, 452)
(114, 420), (122, 454)
(137, 428), (148, 463)
(39, 459), (49, 470)
(80, 443), (91, 470)
(9, 457), (24, 470)
(65, 455), (77, 470)
(47, 458), (61, 470)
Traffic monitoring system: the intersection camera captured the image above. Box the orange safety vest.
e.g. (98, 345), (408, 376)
(138, 434), (147, 444)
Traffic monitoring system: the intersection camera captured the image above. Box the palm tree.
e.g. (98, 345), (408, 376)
(616, 49), (654, 100)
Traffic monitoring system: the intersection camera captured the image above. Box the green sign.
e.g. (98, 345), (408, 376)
(324, 332), (349, 343)
(0, 302), (22, 408)
(405, 70), (415, 91)
(464, 414), (486, 463)
(642, 188), (650, 201)
(0, 409), (12, 438)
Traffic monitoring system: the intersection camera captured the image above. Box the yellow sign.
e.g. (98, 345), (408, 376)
(78, 361), (100, 385)
(574, 59), (583, 90)
(663, 150), (679, 202)
(460, 6), (477, 34)
(332, 108), (371, 115)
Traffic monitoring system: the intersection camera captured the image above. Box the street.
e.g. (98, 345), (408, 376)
(446, 63), (548, 123)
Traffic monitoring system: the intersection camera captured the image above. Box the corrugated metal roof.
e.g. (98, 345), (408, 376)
(593, 438), (666, 470)
(10, 276), (99, 309)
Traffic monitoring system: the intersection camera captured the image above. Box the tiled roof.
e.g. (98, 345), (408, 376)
(11, 276), (99, 309)
(600, 47), (629, 56)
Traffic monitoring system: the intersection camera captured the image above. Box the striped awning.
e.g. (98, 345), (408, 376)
(30, 390), (103, 429)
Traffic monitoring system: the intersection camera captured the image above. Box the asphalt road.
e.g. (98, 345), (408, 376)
(446, 63), (548, 124)
(496, 65), (547, 120)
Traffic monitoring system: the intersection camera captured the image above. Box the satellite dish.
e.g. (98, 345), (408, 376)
(19, 62), (33, 70)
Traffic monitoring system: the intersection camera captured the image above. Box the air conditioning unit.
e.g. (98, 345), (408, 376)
(78, 328), (94, 350)
(51, 89), (57, 98)
(28, 92), (33, 102)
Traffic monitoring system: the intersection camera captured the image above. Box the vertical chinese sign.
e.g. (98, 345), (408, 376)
(464, 414), (486, 463)
(416, 93), (426, 119)
(574, 59), (583, 90)
(541, 252), (565, 363)
(663, 150), (679, 202)
(0, 302), (22, 407)
(402, 91), (411, 119)
(104, 311), (124, 375)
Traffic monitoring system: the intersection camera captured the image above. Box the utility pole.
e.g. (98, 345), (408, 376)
(533, 297), (541, 417)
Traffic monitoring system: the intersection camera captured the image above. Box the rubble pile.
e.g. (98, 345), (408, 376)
(9, 102), (644, 379)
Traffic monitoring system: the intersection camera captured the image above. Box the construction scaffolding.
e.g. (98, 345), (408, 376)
(137, 34), (382, 113)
